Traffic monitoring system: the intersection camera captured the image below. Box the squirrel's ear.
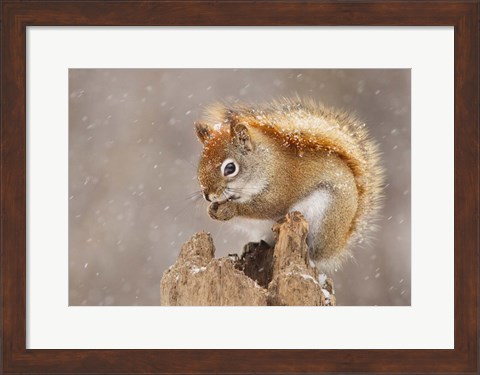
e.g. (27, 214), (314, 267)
(231, 123), (253, 152)
(195, 122), (211, 144)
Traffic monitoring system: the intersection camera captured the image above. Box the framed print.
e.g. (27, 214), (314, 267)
(1, 1), (478, 374)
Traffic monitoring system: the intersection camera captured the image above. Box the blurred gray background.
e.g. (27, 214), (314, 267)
(69, 69), (410, 306)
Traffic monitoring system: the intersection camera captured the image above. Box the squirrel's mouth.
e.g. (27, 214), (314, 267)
(206, 192), (241, 204)
(221, 193), (240, 203)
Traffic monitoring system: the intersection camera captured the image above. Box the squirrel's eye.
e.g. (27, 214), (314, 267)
(221, 159), (239, 177)
(224, 163), (236, 175)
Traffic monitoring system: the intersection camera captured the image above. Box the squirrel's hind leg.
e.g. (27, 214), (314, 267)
(310, 185), (358, 271)
(290, 189), (331, 252)
(291, 185), (358, 272)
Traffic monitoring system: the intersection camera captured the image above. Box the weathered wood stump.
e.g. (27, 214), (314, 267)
(160, 211), (335, 306)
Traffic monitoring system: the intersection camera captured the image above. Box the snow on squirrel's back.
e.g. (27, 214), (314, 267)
(205, 98), (379, 179)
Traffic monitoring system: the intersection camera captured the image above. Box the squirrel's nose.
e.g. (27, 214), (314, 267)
(203, 192), (212, 202)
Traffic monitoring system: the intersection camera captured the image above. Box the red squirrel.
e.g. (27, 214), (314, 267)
(195, 98), (384, 271)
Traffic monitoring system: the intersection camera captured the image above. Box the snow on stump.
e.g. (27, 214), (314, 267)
(160, 211), (335, 306)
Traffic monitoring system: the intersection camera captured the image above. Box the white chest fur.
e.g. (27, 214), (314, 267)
(291, 189), (331, 245)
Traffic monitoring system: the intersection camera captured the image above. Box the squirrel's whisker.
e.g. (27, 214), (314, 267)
(185, 190), (203, 198)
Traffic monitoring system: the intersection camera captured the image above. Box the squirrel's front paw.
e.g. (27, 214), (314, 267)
(208, 201), (236, 221)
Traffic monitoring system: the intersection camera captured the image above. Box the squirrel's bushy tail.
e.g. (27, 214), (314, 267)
(296, 98), (385, 250)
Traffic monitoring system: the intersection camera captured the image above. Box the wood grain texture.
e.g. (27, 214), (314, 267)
(1, 1), (478, 374)
(160, 212), (336, 306)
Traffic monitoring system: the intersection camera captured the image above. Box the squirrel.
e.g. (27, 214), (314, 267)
(194, 98), (384, 271)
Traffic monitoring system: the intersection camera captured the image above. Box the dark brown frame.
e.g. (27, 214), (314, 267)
(1, 1), (478, 374)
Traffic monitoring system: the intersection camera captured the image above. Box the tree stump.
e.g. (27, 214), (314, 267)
(160, 211), (335, 306)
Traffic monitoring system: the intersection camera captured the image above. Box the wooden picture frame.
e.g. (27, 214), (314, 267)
(1, 1), (478, 374)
